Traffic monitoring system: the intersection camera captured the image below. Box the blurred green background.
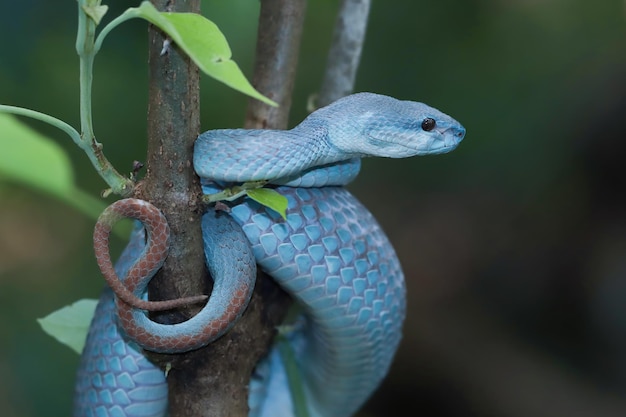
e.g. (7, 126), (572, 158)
(2, 0), (626, 416)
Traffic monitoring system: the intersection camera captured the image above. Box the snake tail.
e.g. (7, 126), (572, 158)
(94, 198), (207, 311)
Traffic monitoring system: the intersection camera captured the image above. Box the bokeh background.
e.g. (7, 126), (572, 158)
(2, 0), (626, 416)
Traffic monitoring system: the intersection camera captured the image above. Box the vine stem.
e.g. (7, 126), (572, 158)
(0, 1), (135, 197)
(75, 0), (134, 197)
(94, 10), (138, 53)
(0, 105), (82, 145)
(0, 1), (134, 197)
(76, 1), (96, 140)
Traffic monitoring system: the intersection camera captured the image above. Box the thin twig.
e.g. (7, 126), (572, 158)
(317, 0), (371, 108)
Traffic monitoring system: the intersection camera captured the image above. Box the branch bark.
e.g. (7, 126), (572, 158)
(245, 0), (308, 129)
(137, 0), (366, 414)
(141, 0), (203, 322)
(139, 1), (306, 416)
(317, 0), (371, 107)
(138, 1), (208, 416)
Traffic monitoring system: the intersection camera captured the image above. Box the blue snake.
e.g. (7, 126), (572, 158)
(74, 92), (465, 417)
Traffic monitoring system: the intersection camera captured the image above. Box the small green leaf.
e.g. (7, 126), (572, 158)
(83, 4), (109, 25)
(0, 113), (107, 219)
(0, 113), (74, 196)
(247, 188), (288, 219)
(127, 2), (276, 106)
(277, 334), (310, 417)
(37, 299), (99, 354)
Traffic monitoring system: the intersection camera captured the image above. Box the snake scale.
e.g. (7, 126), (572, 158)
(74, 93), (465, 417)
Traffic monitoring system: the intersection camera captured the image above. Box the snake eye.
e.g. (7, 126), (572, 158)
(421, 118), (436, 132)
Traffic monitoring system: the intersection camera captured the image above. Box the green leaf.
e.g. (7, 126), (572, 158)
(277, 334), (310, 417)
(247, 188), (288, 220)
(0, 113), (74, 196)
(127, 2), (276, 106)
(0, 113), (107, 219)
(37, 299), (98, 354)
(83, 4), (109, 25)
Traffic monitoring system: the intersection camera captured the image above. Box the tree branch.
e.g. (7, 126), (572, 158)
(138, 0), (366, 414)
(139, 1), (306, 416)
(245, 0), (308, 129)
(317, 0), (371, 107)
(141, 0), (203, 320)
(138, 1), (210, 416)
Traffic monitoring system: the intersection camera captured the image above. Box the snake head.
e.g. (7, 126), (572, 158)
(323, 93), (466, 158)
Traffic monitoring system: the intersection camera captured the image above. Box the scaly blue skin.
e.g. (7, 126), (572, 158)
(194, 93), (465, 186)
(74, 92), (465, 417)
(230, 186), (405, 417)
(74, 226), (168, 417)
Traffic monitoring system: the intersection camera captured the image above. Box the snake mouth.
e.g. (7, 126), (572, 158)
(438, 126), (466, 148)
(412, 127), (464, 155)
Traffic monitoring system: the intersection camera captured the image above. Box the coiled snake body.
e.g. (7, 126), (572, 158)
(74, 93), (465, 417)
